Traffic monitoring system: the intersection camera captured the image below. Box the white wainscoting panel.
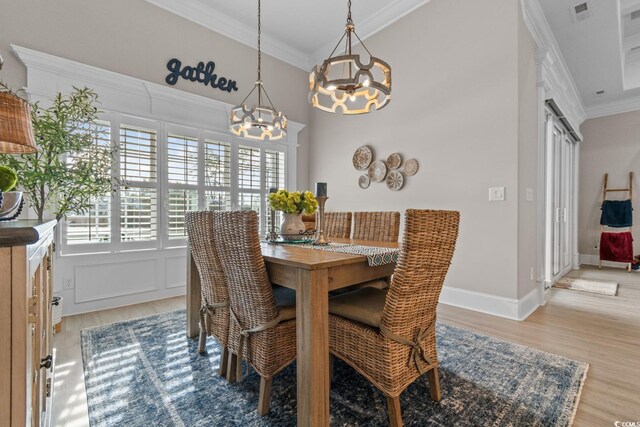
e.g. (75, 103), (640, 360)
(165, 256), (187, 289)
(56, 247), (188, 316)
(74, 259), (159, 303)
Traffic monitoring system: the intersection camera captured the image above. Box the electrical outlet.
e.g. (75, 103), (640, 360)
(63, 278), (74, 290)
(526, 188), (534, 202)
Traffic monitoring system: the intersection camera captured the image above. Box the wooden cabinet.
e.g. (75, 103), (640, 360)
(0, 220), (56, 427)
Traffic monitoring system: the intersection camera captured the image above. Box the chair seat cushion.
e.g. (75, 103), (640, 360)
(272, 285), (296, 321)
(329, 287), (388, 328)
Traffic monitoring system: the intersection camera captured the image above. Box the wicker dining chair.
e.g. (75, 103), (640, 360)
(184, 211), (230, 378)
(328, 209), (460, 427)
(302, 213), (316, 231)
(352, 211), (401, 242)
(213, 210), (297, 416)
(324, 211), (352, 238)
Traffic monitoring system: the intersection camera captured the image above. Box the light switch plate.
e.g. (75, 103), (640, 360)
(489, 187), (505, 201)
(526, 188), (534, 202)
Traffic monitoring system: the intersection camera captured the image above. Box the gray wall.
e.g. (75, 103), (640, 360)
(579, 111), (640, 258)
(309, 0), (538, 299)
(0, 0), (311, 189)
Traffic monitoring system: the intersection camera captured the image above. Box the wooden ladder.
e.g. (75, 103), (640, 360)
(600, 172), (634, 272)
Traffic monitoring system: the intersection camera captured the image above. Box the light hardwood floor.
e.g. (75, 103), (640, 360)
(51, 265), (640, 426)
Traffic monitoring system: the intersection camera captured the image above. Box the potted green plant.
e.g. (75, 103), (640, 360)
(0, 86), (117, 221)
(268, 189), (318, 240)
(0, 165), (22, 219)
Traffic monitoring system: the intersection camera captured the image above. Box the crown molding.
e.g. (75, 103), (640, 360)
(309, 0), (432, 67)
(145, 0), (311, 70)
(585, 94), (640, 119)
(145, 0), (431, 72)
(522, 0), (587, 130)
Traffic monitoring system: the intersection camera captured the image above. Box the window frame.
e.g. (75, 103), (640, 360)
(60, 112), (290, 256)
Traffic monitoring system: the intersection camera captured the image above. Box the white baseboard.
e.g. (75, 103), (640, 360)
(578, 253), (632, 269)
(439, 286), (542, 321)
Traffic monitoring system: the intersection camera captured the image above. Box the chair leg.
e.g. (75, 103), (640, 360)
(197, 327), (207, 354)
(226, 353), (239, 383)
(386, 396), (403, 427)
(218, 347), (229, 378)
(258, 377), (273, 416)
(427, 367), (441, 402)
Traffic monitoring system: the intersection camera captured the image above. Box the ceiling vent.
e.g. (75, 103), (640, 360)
(572, 2), (592, 22)
(631, 9), (640, 20)
(594, 90), (606, 98)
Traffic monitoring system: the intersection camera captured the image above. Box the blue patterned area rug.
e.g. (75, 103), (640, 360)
(80, 310), (587, 426)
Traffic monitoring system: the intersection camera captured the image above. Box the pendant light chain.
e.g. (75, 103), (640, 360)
(347, 0), (352, 24)
(229, 0), (287, 140)
(257, 0), (261, 82)
(257, 0), (262, 107)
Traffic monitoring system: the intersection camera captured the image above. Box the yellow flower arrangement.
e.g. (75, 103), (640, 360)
(268, 189), (318, 215)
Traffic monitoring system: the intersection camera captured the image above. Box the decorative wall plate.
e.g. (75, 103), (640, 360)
(358, 175), (370, 189)
(386, 153), (402, 170)
(403, 158), (419, 176)
(352, 145), (373, 171)
(386, 170), (404, 191)
(367, 160), (387, 183)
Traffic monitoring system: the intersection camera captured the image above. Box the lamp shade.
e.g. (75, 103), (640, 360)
(0, 92), (37, 154)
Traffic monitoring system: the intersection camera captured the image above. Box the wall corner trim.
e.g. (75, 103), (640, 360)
(522, 0), (586, 131)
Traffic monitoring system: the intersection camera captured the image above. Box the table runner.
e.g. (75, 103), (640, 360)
(276, 242), (399, 266)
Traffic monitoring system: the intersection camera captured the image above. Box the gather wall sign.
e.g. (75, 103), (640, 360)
(165, 58), (239, 93)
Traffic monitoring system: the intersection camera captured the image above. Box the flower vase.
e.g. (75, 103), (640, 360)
(280, 213), (305, 241)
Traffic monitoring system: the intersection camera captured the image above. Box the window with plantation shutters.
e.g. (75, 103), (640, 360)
(205, 140), (231, 188)
(65, 122), (113, 245)
(120, 126), (157, 183)
(265, 149), (286, 232)
(238, 146), (262, 214)
(119, 125), (158, 242)
(167, 189), (198, 238)
(167, 135), (198, 185)
(167, 134), (199, 240)
(61, 114), (291, 254)
(204, 140), (231, 212)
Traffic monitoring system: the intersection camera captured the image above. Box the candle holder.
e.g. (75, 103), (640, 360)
(313, 196), (330, 245)
(266, 187), (279, 242)
(266, 207), (279, 242)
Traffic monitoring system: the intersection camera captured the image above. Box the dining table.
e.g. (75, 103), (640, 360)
(186, 237), (398, 427)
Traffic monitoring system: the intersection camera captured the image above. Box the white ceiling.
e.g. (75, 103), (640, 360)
(539, 0), (640, 115)
(145, 0), (430, 71)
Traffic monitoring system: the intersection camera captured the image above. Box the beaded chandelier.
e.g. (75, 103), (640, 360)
(229, 0), (287, 140)
(309, 0), (392, 115)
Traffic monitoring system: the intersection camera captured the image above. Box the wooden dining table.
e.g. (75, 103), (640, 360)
(186, 238), (398, 427)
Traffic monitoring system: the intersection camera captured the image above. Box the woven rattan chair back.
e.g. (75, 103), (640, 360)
(302, 213), (316, 231)
(381, 209), (460, 338)
(213, 210), (279, 330)
(324, 211), (352, 239)
(352, 211), (401, 242)
(184, 211), (229, 348)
